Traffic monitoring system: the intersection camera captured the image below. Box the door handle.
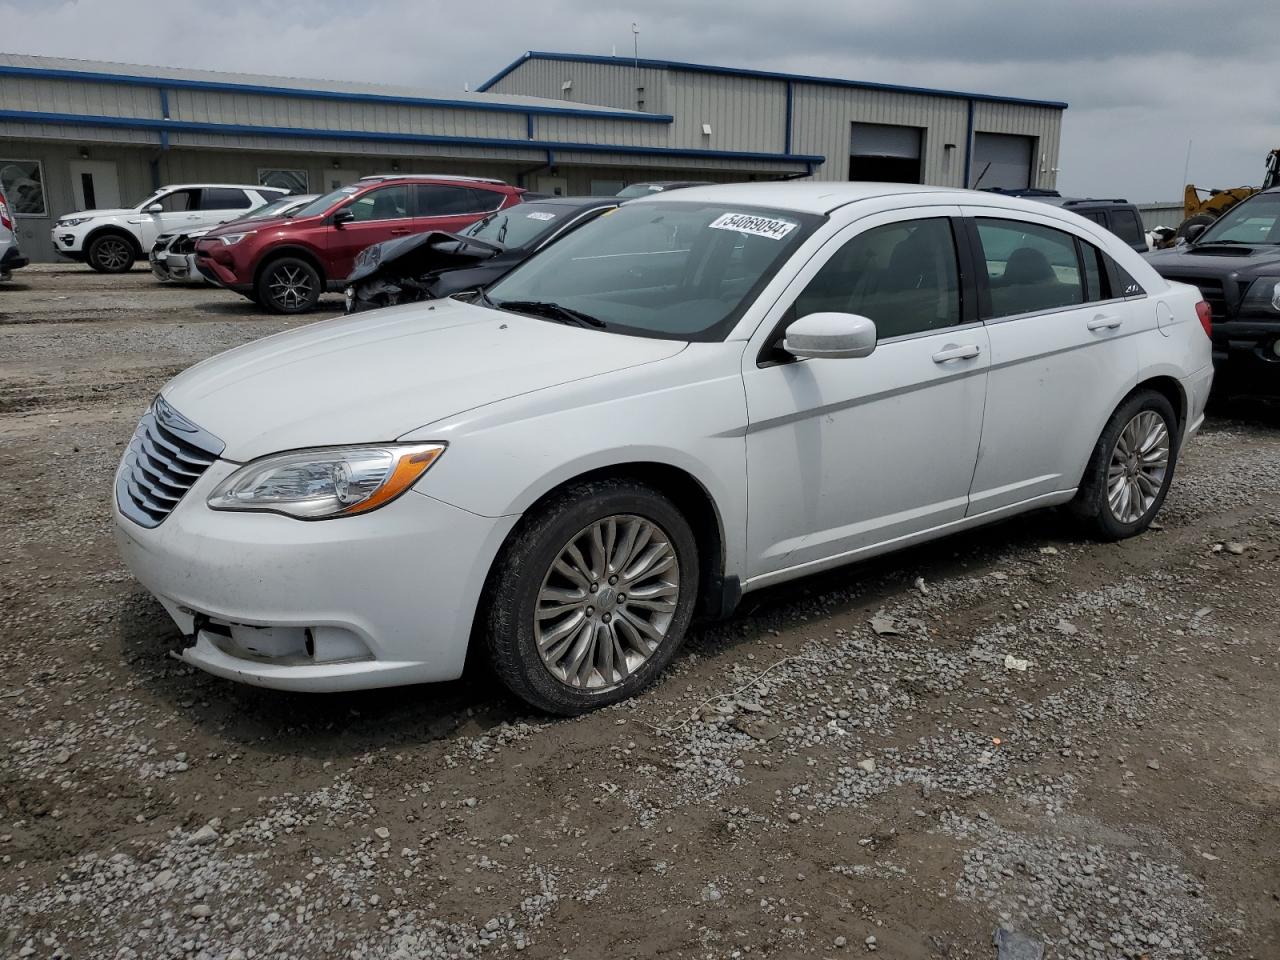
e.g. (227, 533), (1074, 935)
(1087, 314), (1123, 331)
(932, 343), (982, 363)
(390, 227), (412, 235)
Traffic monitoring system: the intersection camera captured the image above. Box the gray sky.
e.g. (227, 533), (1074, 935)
(4, 0), (1275, 201)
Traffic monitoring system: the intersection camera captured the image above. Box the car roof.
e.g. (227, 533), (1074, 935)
(630, 181), (1032, 215)
(519, 195), (618, 209)
(159, 183), (288, 191)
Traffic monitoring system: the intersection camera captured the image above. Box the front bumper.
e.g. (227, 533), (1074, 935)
(51, 227), (85, 256)
(194, 254), (246, 291)
(153, 251), (201, 283)
(1210, 320), (1280, 399)
(113, 460), (517, 692)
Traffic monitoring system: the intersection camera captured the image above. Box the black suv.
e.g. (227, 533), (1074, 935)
(1146, 188), (1280, 400)
(983, 189), (1149, 253)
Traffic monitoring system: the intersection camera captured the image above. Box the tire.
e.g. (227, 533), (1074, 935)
(1174, 213), (1216, 241)
(1072, 389), (1179, 540)
(255, 256), (322, 314)
(483, 479), (700, 715)
(86, 233), (136, 273)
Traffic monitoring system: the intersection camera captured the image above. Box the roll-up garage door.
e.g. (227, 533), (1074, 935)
(850, 122), (923, 184)
(971, 133), (1034, 190)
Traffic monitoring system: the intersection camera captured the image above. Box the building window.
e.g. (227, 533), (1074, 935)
(0, 159), (48, 217)
(258, 168), (309, 194)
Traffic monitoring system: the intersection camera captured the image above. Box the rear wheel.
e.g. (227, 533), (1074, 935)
(256, 257), (321, 314)
(86, 233), (136, 273)
(483, 479), (699, 715)
(1072, 389), (1178, 540)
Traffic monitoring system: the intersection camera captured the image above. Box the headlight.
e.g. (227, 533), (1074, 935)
(207, 443), (445, 519)
(1242, 277), (1280, 314)
(218, 232), (254, 245)
(355, 244), (382, 269)
(58, 216), (93, 227)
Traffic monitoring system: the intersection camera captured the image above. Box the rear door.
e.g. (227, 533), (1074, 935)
(412, 184), (505, 235)
(326, 183), (414, 279)
(961, 208), (1142, 514)
(196, 187), (255, 229)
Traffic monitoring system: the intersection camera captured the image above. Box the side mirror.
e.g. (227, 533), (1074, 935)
(1183, 223), (1207, 242)
(146, 203), (164, 214)
(783, 312), (877, 360)
(333, 208), (354, 228)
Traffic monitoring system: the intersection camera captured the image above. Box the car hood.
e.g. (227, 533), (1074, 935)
(160, 297), (687, 461)
(348, 231), (503, 283)
(1146, 243), (1280, 278)
(60, 207), (136, 220)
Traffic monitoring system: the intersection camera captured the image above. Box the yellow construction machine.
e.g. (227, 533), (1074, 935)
(1178, 149), (1280, 238)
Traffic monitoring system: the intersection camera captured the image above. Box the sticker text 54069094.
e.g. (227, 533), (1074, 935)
(708, 212), (798, 240)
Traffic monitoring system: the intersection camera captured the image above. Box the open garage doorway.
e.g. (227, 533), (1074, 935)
(849, 122), (923, 183)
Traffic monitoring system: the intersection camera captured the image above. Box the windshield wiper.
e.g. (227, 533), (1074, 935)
(492, 299), (607, 328)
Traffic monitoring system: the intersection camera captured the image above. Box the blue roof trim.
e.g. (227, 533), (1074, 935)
(0, 108), (823, 166)
(0, 64), (674, 124)
(479, 51), (1069, 110)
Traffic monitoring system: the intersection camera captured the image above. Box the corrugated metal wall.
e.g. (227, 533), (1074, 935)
(790, 83), (970, 184)
(486, 59), (668, 115)
(1136, 202), (1185, 231)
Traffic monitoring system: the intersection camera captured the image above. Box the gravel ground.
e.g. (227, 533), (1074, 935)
(1, 265), (1278, 960)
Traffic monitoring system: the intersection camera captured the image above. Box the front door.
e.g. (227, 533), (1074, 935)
(133, 187), (203, 248)
(68, 160), (120, 211)
(326, 183), (414, 279)
(961, 209), (1141, 513)
(742, 209), (990, 583)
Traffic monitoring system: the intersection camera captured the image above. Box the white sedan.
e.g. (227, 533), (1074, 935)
(113, 183), (1213, 714)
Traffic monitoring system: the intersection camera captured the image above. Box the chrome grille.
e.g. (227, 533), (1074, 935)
(116, 397), (224, 528)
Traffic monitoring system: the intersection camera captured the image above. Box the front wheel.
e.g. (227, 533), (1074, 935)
(483, 479), (700, 715)
(1072, 389), (1179, 540)
(256, 257), (321, 314)
(86, 233), (136, 273)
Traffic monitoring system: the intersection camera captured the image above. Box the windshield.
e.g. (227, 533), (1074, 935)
(485, 201), (823, 341)
(1198, 192), (1280, 245)
(464, 204), (581, 247)
(291, 185), (361, 219)
(131, 190), (165, 210)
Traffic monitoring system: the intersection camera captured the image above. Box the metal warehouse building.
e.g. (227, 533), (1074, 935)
(0, 50), (1065, 263)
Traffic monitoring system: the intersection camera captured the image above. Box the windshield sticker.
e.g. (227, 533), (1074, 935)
(708, 212), (797, 240)
(525, 212), (557, 221)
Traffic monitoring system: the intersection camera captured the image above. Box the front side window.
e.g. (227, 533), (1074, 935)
(976, 218), (1084, 318)
(345, 185), (410, 222)
(1197, 192), (1280, 245)
(150, 189), (199, 213)
(486, 202), (823, 341)
(791, 217), (962, 340)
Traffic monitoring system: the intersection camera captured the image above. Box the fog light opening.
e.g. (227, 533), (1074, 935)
(1271, 339), (1280, 359)
(304, 627), (316, 658)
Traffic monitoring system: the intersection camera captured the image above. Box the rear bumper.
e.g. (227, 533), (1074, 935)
(1210, 321), (1280, 399)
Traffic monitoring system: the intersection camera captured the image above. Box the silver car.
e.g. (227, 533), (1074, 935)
(0, 184), (29, 281)
(151, 193), (317, 283)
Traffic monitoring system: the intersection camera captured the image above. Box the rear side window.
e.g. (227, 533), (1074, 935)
(415, 184), (496, 216)
(1108, 209), (1144, 245)
(975, 218), (1083, 318)
(200, 188), (252, 210)
(793, 217), (962, 340)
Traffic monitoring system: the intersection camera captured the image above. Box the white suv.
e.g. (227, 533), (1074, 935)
(52, 184), (288, 273)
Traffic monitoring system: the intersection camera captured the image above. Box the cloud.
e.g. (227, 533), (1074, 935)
(2, 0), (1273, 200)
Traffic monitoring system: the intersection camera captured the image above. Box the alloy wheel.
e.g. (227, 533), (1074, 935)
(268, 264), (314, 310)
(533, 514), (680, 691)
(1106, 410), (1170, 524)
(95, 238), (131, 271)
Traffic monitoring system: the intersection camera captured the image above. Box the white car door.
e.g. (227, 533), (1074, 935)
(742, 208), (990, 584)
(960, 209), (1143, 514)
(135, 188), (203, 249)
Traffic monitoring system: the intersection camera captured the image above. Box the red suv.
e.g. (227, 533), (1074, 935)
(195, 176), (525, 313)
